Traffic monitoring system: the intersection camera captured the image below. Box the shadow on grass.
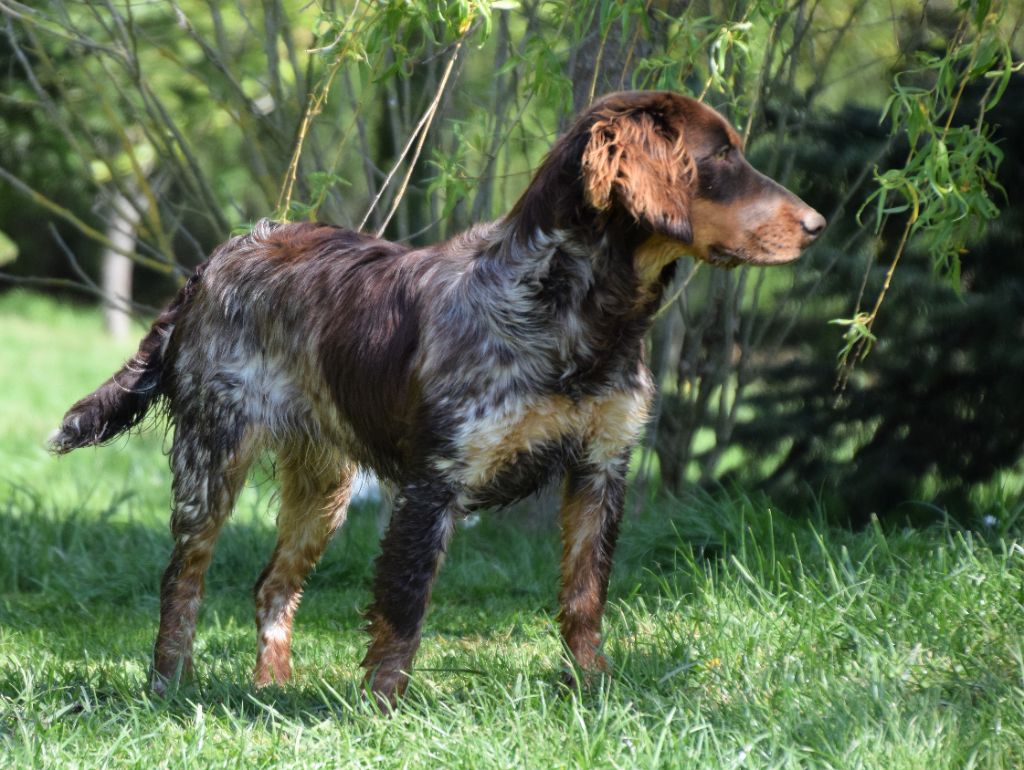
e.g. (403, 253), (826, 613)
(2, 478), (991, 639)
(0, 483), (569, 725)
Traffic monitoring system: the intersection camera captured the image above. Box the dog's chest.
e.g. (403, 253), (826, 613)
(438, 386), (651, 506)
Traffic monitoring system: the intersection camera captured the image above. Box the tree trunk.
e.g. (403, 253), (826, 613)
(101, 188), (147, 340)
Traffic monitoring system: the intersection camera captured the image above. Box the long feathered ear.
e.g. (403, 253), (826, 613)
(581, 110), (695, 243)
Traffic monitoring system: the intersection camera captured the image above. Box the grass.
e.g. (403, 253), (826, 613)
(2, 290), (1024, 768)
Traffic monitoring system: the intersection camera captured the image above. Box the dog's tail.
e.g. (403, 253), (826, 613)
(48, 264), (207, 455)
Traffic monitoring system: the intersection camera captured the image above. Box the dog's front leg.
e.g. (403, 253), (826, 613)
(361, 481), (456, 709)
(557, 454), (628, 683)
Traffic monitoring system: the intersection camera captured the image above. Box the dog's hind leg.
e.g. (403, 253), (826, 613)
(151, 416), (259, 695)
(253, 447), (355, 687)
(557, 455), (628, 683)
(361, 481), (457, 709)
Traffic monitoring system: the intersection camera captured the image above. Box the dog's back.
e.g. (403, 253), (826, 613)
(162, 219), (428, 475)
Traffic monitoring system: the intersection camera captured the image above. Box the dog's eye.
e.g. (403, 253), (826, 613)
(715, 145), (733, 161)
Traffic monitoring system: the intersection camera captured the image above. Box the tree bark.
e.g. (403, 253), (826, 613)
(101, 188), (147, 340)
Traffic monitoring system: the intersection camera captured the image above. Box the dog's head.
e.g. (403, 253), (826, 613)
(578, 91), (825, 269)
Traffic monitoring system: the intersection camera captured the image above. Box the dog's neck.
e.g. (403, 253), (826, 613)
(463, 213), (673, 392)
(494, 208), (674, 308)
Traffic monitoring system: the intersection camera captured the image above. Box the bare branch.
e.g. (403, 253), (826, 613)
(363, 34), (467, 236)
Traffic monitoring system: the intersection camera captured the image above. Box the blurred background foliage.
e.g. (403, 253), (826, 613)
(0, 0), (1021, 525)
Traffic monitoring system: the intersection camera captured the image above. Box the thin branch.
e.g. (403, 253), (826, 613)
(275, 2), (375, 219)
(49, 223), (162, 322)
(0, 164), (172, 273)
(363, 33), (467, 236)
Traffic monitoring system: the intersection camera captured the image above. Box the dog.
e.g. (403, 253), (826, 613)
(50, 90), (824, 706)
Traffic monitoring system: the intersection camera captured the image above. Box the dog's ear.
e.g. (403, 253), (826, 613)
(581, 110), (695, 243)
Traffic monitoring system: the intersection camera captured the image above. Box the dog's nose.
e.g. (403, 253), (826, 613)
(801, 210), (826, 239)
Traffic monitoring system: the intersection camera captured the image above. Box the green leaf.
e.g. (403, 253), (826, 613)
(972, 0), (992, 31)
(0, 230), (17, 266)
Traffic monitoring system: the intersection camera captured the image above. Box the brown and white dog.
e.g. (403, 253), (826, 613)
(50, 91), (824, 706)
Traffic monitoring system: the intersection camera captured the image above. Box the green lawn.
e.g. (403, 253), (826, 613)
(2, 291), (1023, 768)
